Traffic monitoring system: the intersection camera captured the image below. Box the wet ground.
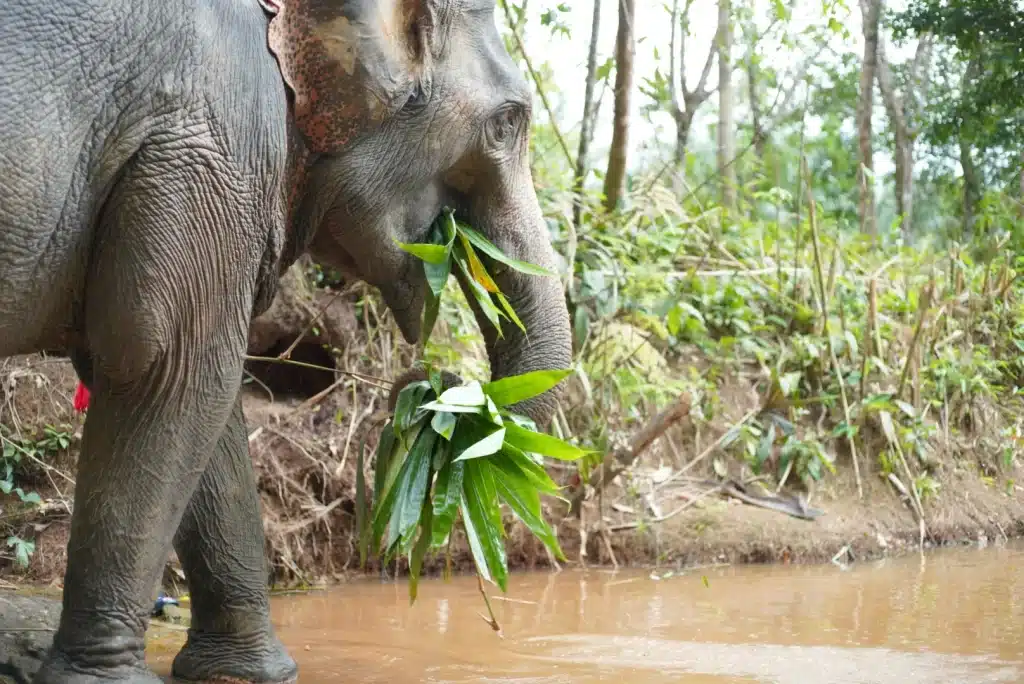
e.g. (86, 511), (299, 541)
(148, 543), (1024, 683)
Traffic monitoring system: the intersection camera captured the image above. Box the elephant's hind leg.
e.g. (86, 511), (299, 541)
(169, 398), (297, 684)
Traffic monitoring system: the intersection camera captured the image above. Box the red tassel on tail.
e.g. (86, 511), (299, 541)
(73, 382), (91, 413)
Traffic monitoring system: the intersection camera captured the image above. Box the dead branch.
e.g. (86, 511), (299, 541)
(567, 393), (691, 514)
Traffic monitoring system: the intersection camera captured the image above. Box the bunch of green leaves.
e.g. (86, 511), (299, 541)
(355, 367), (590, 603)
(394, 208), (557, 344)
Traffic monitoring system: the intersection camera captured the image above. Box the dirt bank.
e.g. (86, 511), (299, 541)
(1, 272), (1022, 591)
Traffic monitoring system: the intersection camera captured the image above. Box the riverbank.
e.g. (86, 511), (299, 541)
(1, 343), (1021, 592)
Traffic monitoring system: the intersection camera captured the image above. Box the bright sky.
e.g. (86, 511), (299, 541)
(505, 0), (914, 176)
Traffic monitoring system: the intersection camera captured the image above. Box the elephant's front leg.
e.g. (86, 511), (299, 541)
(34, 352), (243, 684)
(170, 398), (297, 684)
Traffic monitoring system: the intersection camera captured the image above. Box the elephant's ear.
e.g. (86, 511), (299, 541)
(266, 0), (437, 154)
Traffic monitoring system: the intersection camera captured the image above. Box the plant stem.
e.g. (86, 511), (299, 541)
(802, 157), (862, 500)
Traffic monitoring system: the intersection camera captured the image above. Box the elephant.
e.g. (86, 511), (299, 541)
(0, 0), (572, 681)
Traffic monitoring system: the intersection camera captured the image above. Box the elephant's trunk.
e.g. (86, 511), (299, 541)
(456, 194), (572, 429)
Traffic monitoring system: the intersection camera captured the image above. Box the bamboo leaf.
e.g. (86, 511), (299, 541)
(393, 239), (449, 264)
(356, 437), (369, 567)
(495, 291), (527, 334)
(438, 381), (488, 407)
(482, 369), (573, 407)
(431, 460), (465, 546)
(453, 252), (506, 336)
(459, 460), (508, 590)
(490, 460), (565, 561)
(453, 426), (506, 462)
(385, 428), (436, 552)
(422, 287), (441, 344)
(393, 381), (432, 437)
(492, 447), (561, 496)
(431, 410), (458, 440)
(503, 422), (591, 461)
(419, 401), (484, 414)
(458, 230), (501, 293)
(456, 223), (559, 277)
(408, 495), (433, 604)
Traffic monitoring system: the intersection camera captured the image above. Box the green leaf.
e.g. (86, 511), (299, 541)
(393, 381), (432, 437)
(484, 396), (504, 427)
(393, 239), (450, 264)
(408, 495), (433, 604)
(421, 287), (441, 345)
(459, 460), (508, 590)
(489, 461), (565, 561)
(456, 223), (558, 278)
(370, 425), (424, 554)
(482, 369), (573, 407)
(372, 427), (398, 506)
(423, 259), (451, 299)
(503, 422), (590, 461)
(431, 460), (465, 546)
(431, 410), (457, 440)
(438, 382), (487, 407)
(453, 426), (506, 462)
(16, 490), (41, 505)
(492, 447), (561, 497)
(755, 423), (776, 470)
(356, 436), (369, 566)
(385, 427), (436, 553)
(495, 291), (527, 334)
(419, 401), (484, 414)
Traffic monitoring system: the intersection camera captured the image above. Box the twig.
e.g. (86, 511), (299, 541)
(608, 484), (723, 532)
(653, 407), (760, 493)
(569, 393), (692, 512)
(476, 574), (503, 635)
(802, 157), (862, 500)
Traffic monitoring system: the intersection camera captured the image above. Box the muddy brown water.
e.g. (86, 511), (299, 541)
(148, 544), (1024, 683)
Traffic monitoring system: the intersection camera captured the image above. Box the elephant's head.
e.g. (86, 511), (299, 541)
(263, 0), (571, 425)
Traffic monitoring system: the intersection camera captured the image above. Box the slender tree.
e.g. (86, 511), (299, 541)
(857, 0), (881, 238)
(876, 28), (933, 240)
(668, 0), (719, 167)
(716, 0), (737, 213)
(603, 0), (636, 213)
(573, 0), (602, 229)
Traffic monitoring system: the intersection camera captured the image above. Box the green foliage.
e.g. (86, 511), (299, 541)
(0, 423), (70, 568)
(358, 371), (589, 601)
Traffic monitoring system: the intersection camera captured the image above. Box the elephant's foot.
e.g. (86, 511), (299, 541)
(170, 631), (297, 684)
(32, 652), (164, 684)
(31, 628), (164, 684)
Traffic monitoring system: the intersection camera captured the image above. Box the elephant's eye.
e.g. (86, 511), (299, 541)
(404, 83), (429, 111)
(487, 106), (520, 146)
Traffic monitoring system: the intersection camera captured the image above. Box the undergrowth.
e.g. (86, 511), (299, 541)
(0, 165), (1022, 577)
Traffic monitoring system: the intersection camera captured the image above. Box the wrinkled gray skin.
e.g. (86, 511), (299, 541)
(0, 0), (571, 681)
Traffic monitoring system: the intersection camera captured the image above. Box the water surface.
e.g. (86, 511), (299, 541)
(149, 544), (1024, 683)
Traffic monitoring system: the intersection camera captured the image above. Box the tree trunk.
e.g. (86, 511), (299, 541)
(959, 57), (981, 239)
(572, 0), (602, 229)
(856, 0), (881, 238)
(716, 0), (737, 213)
(876, 31), (931, 243)
(674, 110), (694, 165)
(747, 56), (766, 161)
(960, 138), (980, 238)
(603, 0), (635, 213)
